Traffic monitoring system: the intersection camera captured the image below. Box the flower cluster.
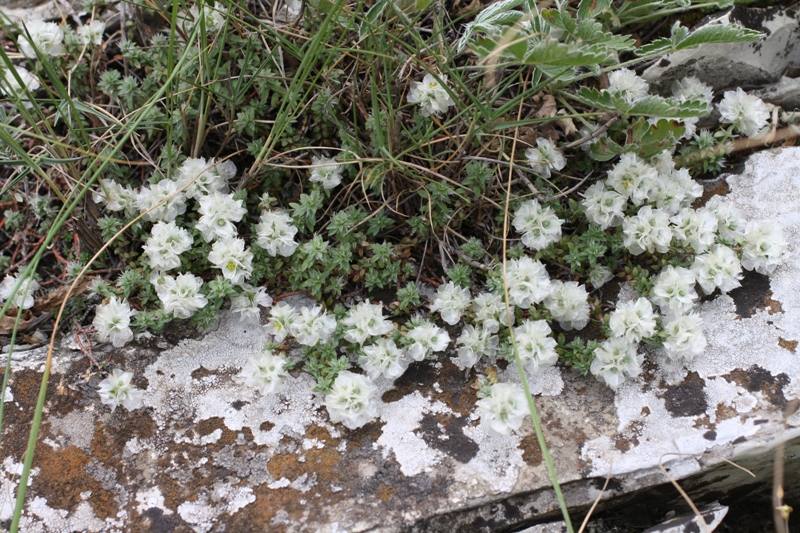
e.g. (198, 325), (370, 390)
(0, 273), (39, 310)
(93, 297), (137, 347)
(578, 143), (788, 390)
(309, 155), (344, 189)
(97, 369), (145, 412)
(239, 351), (289, 394)
(524, 138), (566, 178)
(324, 371), (378, 430)
(407, 73), (455, 117)
(718, 88), (770, 138)
(476, 383), (528, 436)
(512, 199), (563, 250)
(19, 21), (64, 58)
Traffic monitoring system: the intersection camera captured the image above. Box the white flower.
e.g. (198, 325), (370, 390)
(429, 282), (471, 325)
(513, 319), (559, 374)
(1, 66), (40, 108)
(471, 292), (513, 334)
(157, 273), (208, 319)
(93, 179), (137, 216)
(740, 220), (787, 275)
(284, 0), (302, 20)
(649, 168), (702, 215)
(651, 150), (676, 175)
(504, 257), (552, 309)
(231, 284), (273, 321)
(650, 266), (697, 317)
(455, 325), (498, 369)
(359, 339), (408, 380)
(588, 265), (613, 289)
(142, 221), (193, 271)
(590, 338), (642, 390)
(0, 273), (39, 309)
(407, 73), (455, 117)
(195, 192), (247, 242)
(476, 383), (528, 436)
(662, 77), (711, 138)
(691, 244), (742, 294)
(240, 351), (289, 394)
(671, 76), (714, 105)
(265, 301), (298, 343)
(290, 305), (337, 346)
(255, 210), (299, 257)
(174, 157), (231, 200)
(93, 297), (137, 347)
(187, 1), (228, 32)
(606, 68), (649, 105)
(208, 238), (254, 286)
(524, 138), (566, 178)
(309, 155), (343, 189)
(704, 196), (745, 240)
(342, 301), (393, 345)
(19, 21), (64, 58)
(97, 369), (144, 411)
(670, 207), (717, 253)
(622, 206), (673, 255)
(137, 179), (187, 222)
(77, 20), (105, 46)
(405, 321), (450, 361)
(663, 77), (714, 140)
(544, 281), (590, 331)
(512, 199), (563, 250)
(609, 297), (657, 343)
(718, 88), (770, 137)
(662, 313), (707, 361)
(580, 182), (626, 229)
(606, 153), (657, 206)
(325, 371), (378, 429)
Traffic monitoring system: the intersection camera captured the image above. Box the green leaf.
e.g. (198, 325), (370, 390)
(576, 19), (635, 51)
(522, 40), (616, 66)
(588, 136), (626, 161)
(573, 87), (616, 110)
(636, 37), (673, 57)
(627, 96), (709, 118)
(637, 22), (762, 56)
(675, 23), (762, 50)
(577, 0), (612, 19)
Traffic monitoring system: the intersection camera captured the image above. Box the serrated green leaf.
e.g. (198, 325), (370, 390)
(675, 23), (762, 50)
(523, 40), (615, 66)
(636, 37), (673, 56)
(636, 119), (685, 158)
(577, 0), (612, 19)
(576, 19), (635, 51)
(574, 87), (616, 110)
(589, 137), (626, 161)
(637, 22), (763, 57)
(627, 96), (709, 118)
(543, 7), (577, 34)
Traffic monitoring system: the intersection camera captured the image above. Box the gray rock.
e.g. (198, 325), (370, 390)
(753, 76), (800, 111)
(643, 502), (728, 533)
(643, 5), (800, 95)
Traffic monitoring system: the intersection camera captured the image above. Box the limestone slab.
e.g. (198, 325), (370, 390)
(2, 148), (800, 532)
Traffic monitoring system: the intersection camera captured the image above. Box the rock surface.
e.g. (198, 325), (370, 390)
(2, 148), (800, 532)
(643, 5), (800, 94)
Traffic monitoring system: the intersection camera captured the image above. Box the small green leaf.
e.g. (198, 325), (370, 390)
(577, 0), (612, 20)
(675, 23), (762, 51)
